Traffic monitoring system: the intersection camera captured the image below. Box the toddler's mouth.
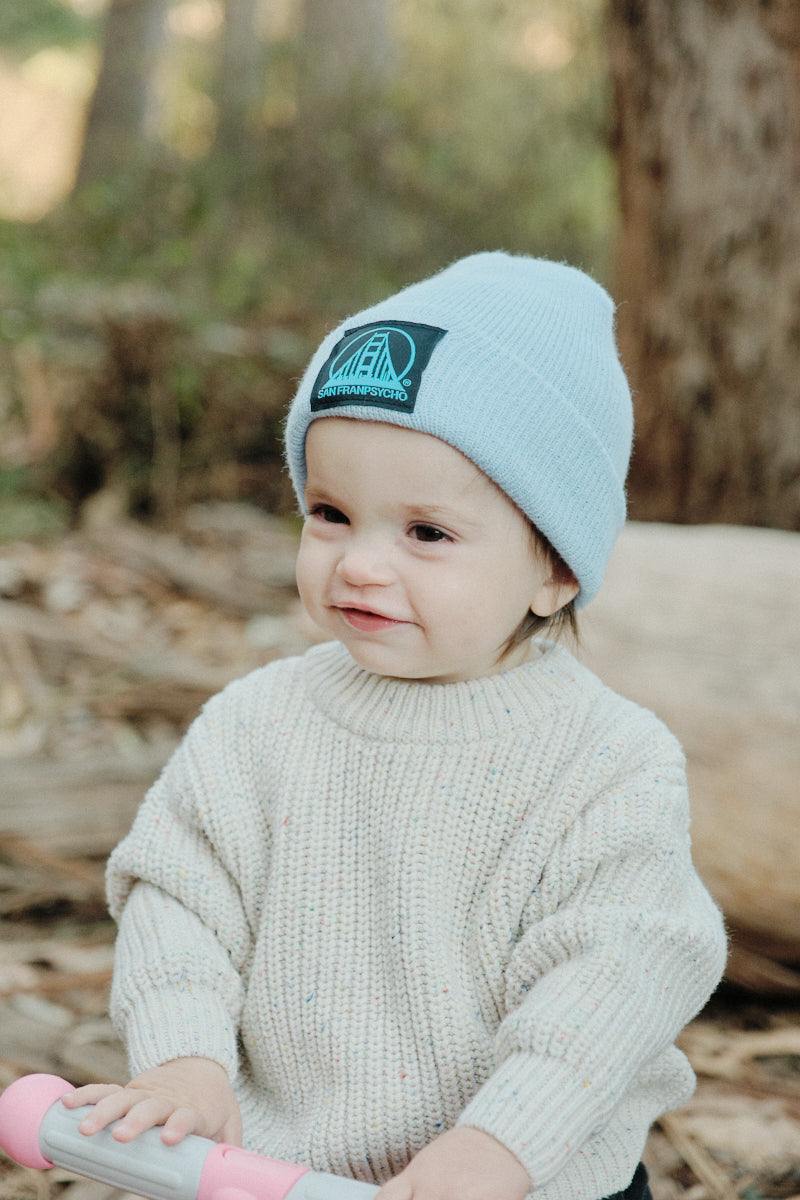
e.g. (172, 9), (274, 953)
(337, 606), (405, 633)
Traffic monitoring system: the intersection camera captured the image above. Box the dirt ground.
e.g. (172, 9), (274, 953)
(1, 508), (798, 1200)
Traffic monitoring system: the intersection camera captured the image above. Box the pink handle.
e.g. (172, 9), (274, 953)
(0, 1073), (75, 1169)
(200, 1144), (309, 1200)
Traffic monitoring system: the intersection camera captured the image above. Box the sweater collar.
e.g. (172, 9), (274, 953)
(301, 639), (580, 743)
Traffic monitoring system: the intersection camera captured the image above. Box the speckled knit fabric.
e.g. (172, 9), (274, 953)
(106, 639), (726, 1200)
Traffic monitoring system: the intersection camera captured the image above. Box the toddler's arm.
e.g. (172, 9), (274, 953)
(103, 683), (265, 1097)
(62, 1058), (242, 1147)
(447, 723), (726, 1192)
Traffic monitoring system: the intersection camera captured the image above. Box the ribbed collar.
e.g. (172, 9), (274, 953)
(300, 639), (589, 744)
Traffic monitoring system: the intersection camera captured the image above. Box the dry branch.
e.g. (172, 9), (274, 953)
(679, 1021), (800, 1111)
(657, 1113), (740, 1200)
(0, 969), (113, 1001)
(85, 524), (295, 616)
(0, 599), (236, 692)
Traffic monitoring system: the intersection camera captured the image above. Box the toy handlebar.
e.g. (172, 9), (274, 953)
(0, 1074), (379, 1200)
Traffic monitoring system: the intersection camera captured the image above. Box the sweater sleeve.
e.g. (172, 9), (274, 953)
(457, 722), (727, 1190)
(106, 681), (266, 1079)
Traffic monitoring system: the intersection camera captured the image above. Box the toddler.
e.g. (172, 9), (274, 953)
(66, 254), (727, 1200)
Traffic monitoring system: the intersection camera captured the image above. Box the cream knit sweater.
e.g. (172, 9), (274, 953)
(106, 639), (726, 1200)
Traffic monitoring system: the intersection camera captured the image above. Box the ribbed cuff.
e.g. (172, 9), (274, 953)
(116, 986), (239, 1080)
(456, 1052), (606, 1187)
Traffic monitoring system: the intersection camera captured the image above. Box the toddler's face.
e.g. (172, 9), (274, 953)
(296, 418), (577, 683)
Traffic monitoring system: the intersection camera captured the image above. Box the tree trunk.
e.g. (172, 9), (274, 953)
(288, 0), (396, 243)
(607, 0), (800, 528)
(76, 0), (167, 188)
(213, 0), (262, 165)
(296, 0), (395, 117)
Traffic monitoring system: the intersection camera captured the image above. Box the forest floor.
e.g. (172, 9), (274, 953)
(0, 506), (799, 1200)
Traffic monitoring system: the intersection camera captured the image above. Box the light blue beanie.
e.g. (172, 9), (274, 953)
(284, 252), (633, 606)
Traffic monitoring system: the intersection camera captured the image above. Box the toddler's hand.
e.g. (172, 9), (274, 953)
(377, 1126), (530, 1200)
(62, 1057), (242, 1147)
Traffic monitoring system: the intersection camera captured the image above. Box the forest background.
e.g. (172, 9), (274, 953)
(2, 0), (800, 535)
(0, 0), (623, 536)
(1, 0), (619, 532)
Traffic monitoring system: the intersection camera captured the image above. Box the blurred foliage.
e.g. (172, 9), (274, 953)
(0, 0), (95, 55)
(0, 0), (617, 528)
(0, 466), (70, 542)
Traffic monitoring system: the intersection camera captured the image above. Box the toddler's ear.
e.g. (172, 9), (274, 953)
(530, 570), (579, 618)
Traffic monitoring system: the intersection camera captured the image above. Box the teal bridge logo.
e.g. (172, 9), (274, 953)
(310, 320), (447, 414)
(319, 326), (415, 402)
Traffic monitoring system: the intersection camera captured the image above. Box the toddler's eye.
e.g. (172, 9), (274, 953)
(311, 504), (349, 524)
(411, 523), (449, 543)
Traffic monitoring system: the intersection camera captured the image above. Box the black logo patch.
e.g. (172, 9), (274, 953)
(310, 320), (447, 413)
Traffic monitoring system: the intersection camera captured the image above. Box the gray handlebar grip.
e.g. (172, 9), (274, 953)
(39, 1102), (210, 1200)
(38, 1100), (380, 1200)
(287, 1172), (379, 1200)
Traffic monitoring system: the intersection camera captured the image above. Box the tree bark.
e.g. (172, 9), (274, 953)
(214, 0), (262, 164)
(289, 0), (396, 242)
(76, 0), (167, 188)
(607, 0), (800, 528)
(296, 0), (395, 118)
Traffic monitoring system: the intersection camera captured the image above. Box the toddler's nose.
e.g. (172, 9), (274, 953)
(335, 537), (394, 587)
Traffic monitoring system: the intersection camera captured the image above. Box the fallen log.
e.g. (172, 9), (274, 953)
(0, 751), (170, 853)
(579, 523), (800, 991)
